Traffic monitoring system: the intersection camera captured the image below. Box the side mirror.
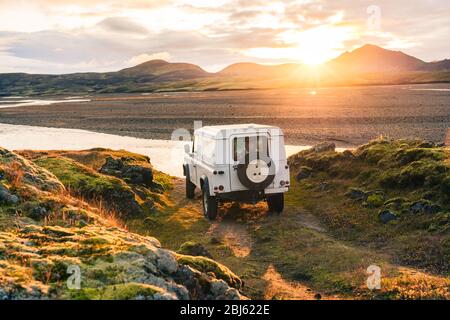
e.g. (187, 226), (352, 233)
(184, 144), (190, 154)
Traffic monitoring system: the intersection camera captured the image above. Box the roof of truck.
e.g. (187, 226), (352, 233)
(195, 124), (283, 139)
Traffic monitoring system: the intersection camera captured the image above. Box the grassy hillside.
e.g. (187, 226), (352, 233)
(1, 141), (448, 300)
(288, 139), (449, 275)
(123, 139), (449, 300)
(0, 147), (244, 300)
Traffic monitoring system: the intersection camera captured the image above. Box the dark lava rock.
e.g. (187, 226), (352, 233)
(0, 185), (19, 205)
(318, 182), (333, 191)
(295, 166), (313, 181)
(311, 142), (336, 153)
(417, 141), (435, 148)
(100, 157), (153, 187)
(410, 200), (441, 215)
(178, 242), (213, 259)
(345, 187), (368, 201)
(29, 206), (49, 220)
(378, 210), (398, 224)
(342, 150), (355, 159)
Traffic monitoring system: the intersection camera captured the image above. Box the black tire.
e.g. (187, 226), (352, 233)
(186, 178), (195, 199)
(267, 193), (284, 213)
(201, 182), (218, 220)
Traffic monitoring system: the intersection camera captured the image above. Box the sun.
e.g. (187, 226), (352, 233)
(241, 26), (354, 65)
(279, 26), (355, 65)
(301, 51), (330, 65)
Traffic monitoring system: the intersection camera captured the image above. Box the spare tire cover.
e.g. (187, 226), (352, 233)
(237, 158), (275, 190)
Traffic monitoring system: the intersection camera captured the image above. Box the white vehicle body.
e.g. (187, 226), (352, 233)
(183, 124), (290, 219)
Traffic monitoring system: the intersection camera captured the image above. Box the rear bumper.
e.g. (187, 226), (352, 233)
(214, 188), (288, 204)
(264, 187), (289, 194)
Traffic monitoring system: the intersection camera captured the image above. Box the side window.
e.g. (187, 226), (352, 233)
(202, 137), (216, 164)
(233, 137), (248, 162)
(194, 135), (202, 156)
(257, 135), (270, 158)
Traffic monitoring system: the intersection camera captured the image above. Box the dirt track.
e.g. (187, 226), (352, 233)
(157, 178), (336, 300)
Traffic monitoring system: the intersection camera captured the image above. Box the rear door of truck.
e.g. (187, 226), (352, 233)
(229, 131), (271, 191)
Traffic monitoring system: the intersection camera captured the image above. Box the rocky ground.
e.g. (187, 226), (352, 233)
(0, 148), (244, 300)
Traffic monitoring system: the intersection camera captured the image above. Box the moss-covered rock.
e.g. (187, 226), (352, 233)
(178, 241), (212, 259)
(33, 156), (143, 217)
(176, 254), (242, 289)
(18, 149), (173, 218)
(0, 148), (64, 192)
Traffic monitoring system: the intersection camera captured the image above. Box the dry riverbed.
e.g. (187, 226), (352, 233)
(1, 85), (449, 147)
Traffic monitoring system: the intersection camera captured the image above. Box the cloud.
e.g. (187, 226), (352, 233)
(0, 0), (449, 73)
(97, 17), (149, 34)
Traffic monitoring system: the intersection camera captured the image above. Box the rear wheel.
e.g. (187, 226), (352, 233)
(185, 178), (195, 199)
(202, 183), (218, 220)
(267, 193), (284, 214)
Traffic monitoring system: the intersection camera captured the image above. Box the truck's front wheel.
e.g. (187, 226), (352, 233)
(267, 193), (284, 214)
(202, 185), (218, 220)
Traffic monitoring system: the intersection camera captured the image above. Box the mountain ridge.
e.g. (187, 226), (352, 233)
(1, 44), (450, 95)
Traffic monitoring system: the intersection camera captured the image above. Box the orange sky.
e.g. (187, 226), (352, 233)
(0, 0), (449, 73)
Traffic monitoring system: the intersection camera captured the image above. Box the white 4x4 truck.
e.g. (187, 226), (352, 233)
(183, 124), (290, 220)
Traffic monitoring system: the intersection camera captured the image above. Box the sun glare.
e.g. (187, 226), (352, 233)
(277, 26), (354, 65)
(242, 26), (354, 65)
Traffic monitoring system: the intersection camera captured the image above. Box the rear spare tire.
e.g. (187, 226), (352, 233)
(237, 158), (275, 190)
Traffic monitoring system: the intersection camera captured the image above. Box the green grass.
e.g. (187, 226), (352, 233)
(288, 139), (450, 275)
(34, 156), (126, 198)
(69, 283), (163, 300)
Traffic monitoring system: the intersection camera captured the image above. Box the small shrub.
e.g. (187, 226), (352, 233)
(3, 161), (24, 188)
(366, 194), (384, 208)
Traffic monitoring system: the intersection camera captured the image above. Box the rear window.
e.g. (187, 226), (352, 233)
(233, 135), (269, 163)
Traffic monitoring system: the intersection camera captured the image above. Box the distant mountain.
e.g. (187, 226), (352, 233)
(119, 59), (210, 81)
(422, 59), (450, 72)
(218, 62), (301, 79)
(0, 44), (449, 95)
(327, 44), (427, 73)
(219, 62), (276, 77)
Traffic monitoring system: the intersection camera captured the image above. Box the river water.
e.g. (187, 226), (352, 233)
(0, 123), (318, 177)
